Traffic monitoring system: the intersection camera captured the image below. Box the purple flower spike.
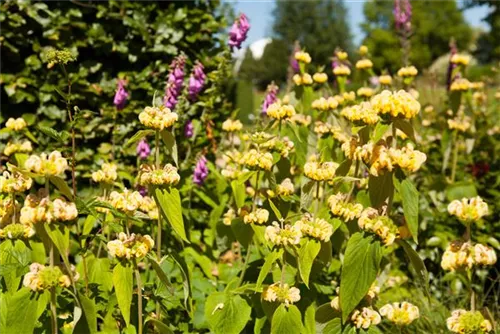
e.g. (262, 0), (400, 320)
(113, 79), (129, 110)
(193, 156), (209, 186)
(185, 120), (194, 138)
(136, 139), (151, 160)
(261, 83), (278, 114)
(188, 61), (206, 100)
(290, 43), (300, 73)
(163, 55), (186, 110)
(229, 13), (250, 50)
(394, 0), (412, 34)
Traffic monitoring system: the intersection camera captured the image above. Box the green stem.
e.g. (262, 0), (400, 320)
(280, 251), (286, 288)
(315, 181), (321, 215)
(450, 130), (459, 183)
(50, 286), (58, 334)
(135, 264), (143, 334)
(237, 242), (252, 287)
(392, 123), (397, 149)
(155, 130), (160, 169)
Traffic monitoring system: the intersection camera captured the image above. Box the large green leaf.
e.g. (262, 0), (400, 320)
(205, 292), (251, 334)
(398, 179), (419, 243)
(125, 129), (154, 147)
(230, 180), (246, 209)
(154, 187), (188, 242)
(148, 255), (174, 292)
(231, 218), (254, 249)
(44, 223), (69, 263)
(271, 304), (303, 334)
(160, 129), (178, 167)
(256, 249), (283, 289)
(339, 233), (382, 322)
(75, 292), (97, 333)
(112, 262), (133, 326)
(0, 288), (38, 334)
(304, 303), (316, 334)
(300, 180), (316, 211)
(368, 172), (393, 208)
(49, 175), (73, 199)
(445, 181), (477, 201)
(393, 119), (416, 142)
(323, 318), (342, 334)
(298, 239), (321, 287)
(371, 123), (390, 143)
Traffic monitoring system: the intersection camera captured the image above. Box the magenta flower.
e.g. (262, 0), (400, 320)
(185, 120), (194, 138)
(113, 79), (129, 110)
(229, 14), (250, 50)
(136, 139), (151, 160)
(394, 0), (412, 33)
(446, 40), (458, 91)
(261, 83), (278, 114)
(290, 44), (300, 73)
(163, 55), (186, 110)
(193, 156), (209, 186)
(188, 61), (206, 100)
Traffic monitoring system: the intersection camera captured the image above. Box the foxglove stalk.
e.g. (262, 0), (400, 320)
(446, 40), (458, 91)
(289, 43), (301, 74)
(185, 120), (194, 138)
(113, 79), (129, 110)
(262, 83), (278, 114)
(193, 156), (208, 186)
(163, 55), (186, 110)
(229, 14), (250, 50)
(136, 139), (151, 160)
(394, 0), (412, 34)
(188, 61), (206, 100)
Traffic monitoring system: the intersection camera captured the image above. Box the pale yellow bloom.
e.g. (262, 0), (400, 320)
(276, 178), (294, 196)
(243, 208), (269, 225)
(138, 164), (180, 186)
(370, 90), (420, 119)
(397, 66), (418, 77)
(328, 192), (363, 221)
(333, 65), (351, 76)
(240, 149), (274, 171)
(341, 102), (379, 125)
(91, 163), (118, 184)
(266, 101), (296, 120)
(450, 54), (470, 66)
(138, 105), (178, 130)
(357, 87), (374, 98)
(5, 117), (27, 131)
(359, 45), (368, 55)
(0, 223), (35, 240)
(450, 78), (471, 92)
(351, 307), (381, 329)
(263, 282), (301, 306)
(441, 241), (474, 271)
(358, 208), (399, 245)
(474, 243), (497, 266)
(379, 302), (420, 326)
(222, 119), (243, 132)
(265, 221), (302, 246)
(23, 263), (77, 292)
(293, 73), (313, 86)
(223, 208), (235, 226)
(336, 51), (348, 60)
(294, 51), (311, 64)
(108, 188), (143, 213)
(20, 191), (77, 225)
(290, 113), (312, 126)
(294, 214), (333, 241)
(379, 75), (392, 85)
(0, 171), (32, 193)
(446, 309), (492, 333)
(355, 59), (373, 70)
(3, 140), (33, 156)
(304, 155), (338, 181)
(107, 232), (155, 259)
(313, 72), (328, 83)
(447, 196), (488, 222)
(25, 151), (68, 176)
(447, 115), (472, 132)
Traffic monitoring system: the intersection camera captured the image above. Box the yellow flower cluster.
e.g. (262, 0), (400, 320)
(20, 192), (78, 225)
(328, 192), (363, 221)
(304, 156), (339, 181)
(0, 223), (35, 240)
(139, 164), (180, 186)
(333, 65), (351, 76)
(313, 72), (328, 83)
(240, 149), (274, 171)
(294, 51), (311, 64)
(358, 208), (399, 245)
(341, 139), (372, 161)
(311, 97), (339, 111)
(447, 115), (472, 132)
(290, 113), (312, 126)
(262, 282), (301, 306)
(336, 51), (348, 60)
(351, 307), (381, 329)
(223, 208), (235, 226)
(388, 144), (427, 175)
(265, 221), (302, 246)
(342, 91), (356, 102)
(355, 59), (373, 70)
(292, 73), (313, 86)
(357, 87), (374, 98)
(447, 196), (488, 222)
(5, 117), (27, 131)
(450, 78), (471, 92)
(91, 163), (118, 184)
(4, 140), (33, 156)
(0, 171), (32, 193)
(379, 75), (392, 85)
(266, 101), (296, 120)
(25, 151), (68, 176)
(23, 263), (77, 292)
(341, 102), (380, 125)
(243, 208), (269, 225)
(397, 66), (418, 77)
(222, 119), (243, 132)
(470, 81), (484, 90)
(138, 105), (178, 130)
(294, 214), (333, 241)
(370, 90), (421, 119)
(0, 198), (18, 225)
(447, 310), (492, 333)
(379, 302), (420, 326)
(441, 241), (497, 271)
(259, 136), (295, 158)
(139, 196), (158, 220)
(385, 275), (408, 288)
(473, 91), (487, 105)
(276, 178), (294, 196)
(359, 45), (368, 55)
(108, 188), (143, 213)
(450, 54), (470, 66)
(107, 232), (155, 259)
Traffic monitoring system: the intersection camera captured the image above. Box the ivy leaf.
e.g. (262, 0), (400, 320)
(397, 240), (429, 298)
(256, 249), (283, 289)
(154, 187), (188, 242)
(205, 292), (251, 334)
(339, 233), (381, 322)
(112, 262), (133, 326)
(125, 129), (154, 147)
(49, 175), (73, 199)
(397, 178), (419, 243)
(271, 304), (303, 334)
(298, 239), (321, 287)
(160, 129), (178, 167)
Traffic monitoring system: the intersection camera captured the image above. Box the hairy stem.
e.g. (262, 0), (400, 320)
(450, 130), (459, 183)
(135, 264), (143, 334)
